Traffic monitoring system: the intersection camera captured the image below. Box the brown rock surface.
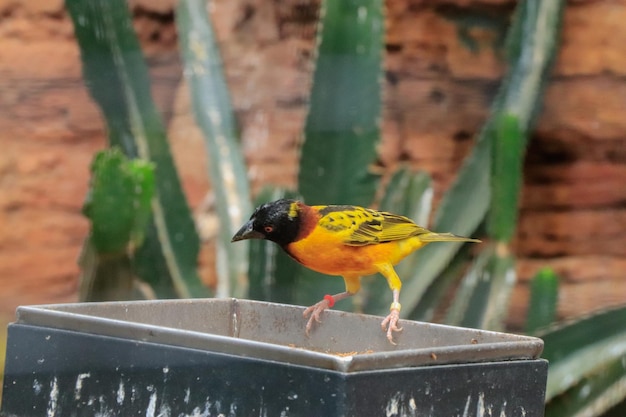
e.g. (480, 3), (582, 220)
(0, 0), (104, 315)
(0, 2), (181, 317)
(0, 0), (625, 334)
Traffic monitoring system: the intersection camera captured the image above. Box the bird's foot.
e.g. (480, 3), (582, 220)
(381, 303), (403, 345)
(303, 295), (334, 336)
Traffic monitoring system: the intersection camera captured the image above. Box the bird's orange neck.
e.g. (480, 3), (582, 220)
(293, 202), (320, 242)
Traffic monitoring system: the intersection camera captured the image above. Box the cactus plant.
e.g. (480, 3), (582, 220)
(402, 0), (565, 328)
(79, 148), (155, 301)
(298, 0), (383, 208)
(542, 306), (626, 416)
(177, 0), (252, 298)
(67, 0), (206, 299)
(255, 0), (386, 309)
(65, 1), (626, 414)
(525, 268), (560, 334)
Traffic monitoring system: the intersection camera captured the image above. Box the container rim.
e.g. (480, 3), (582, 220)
(14, 298), (544, 372)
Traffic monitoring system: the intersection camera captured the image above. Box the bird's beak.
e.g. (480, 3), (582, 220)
(231, 220), (264, 242)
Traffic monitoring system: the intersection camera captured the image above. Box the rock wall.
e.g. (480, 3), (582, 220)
(0, 0), (624, 329)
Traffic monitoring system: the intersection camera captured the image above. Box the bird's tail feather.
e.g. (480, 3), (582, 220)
(419, 232), (481, 243)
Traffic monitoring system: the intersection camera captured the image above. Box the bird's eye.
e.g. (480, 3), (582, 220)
(264, 226), (274, 233)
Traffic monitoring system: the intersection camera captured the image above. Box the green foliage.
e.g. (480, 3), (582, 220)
(67, 0), (626, 415)
(409, 244), (472, 322)
(298, 0), (383, 207)
(488, 114), (524, 241)
(83, 148), (155, 254)
(176, 0), (252, 298)
(80, 148), (155, 301)
(67, 0), (206, 299)
(401, 130), (490, 318)
(545, 356), (626, 417)
(278, 0), (386, 309)
(401, 0), (564, 321)
(378, 168), (433, 229)
(542, 307), (626, 416)
(526, 268), (560, 334)
(439, 113), (523, 332)
(445, 244), (515, 331)
(78, 243), (136, 302)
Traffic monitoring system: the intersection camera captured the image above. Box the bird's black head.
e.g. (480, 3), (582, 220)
(231, 199), (301, 247)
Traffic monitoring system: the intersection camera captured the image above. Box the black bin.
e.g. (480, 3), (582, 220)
(2, 299), (547, 416)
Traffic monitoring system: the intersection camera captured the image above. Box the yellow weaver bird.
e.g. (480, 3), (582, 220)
(232, 199), (480, 344)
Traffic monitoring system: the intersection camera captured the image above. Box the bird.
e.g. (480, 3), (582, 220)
(231, 199), (480, 344)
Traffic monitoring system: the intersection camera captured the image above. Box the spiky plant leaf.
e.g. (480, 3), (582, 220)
(525, 267), (559, 334)
(540, 306), (626, 401)
(401, 0), (565, 318)
(488, 113), (524, 241)
(408, 243), (472, 322)
(399, 133), (490, 317)
(545, 355), (626, 417)
(292, 0), (385, 308)
(378, 167), (433, 228)
(298, 0), (384, 207)
(83, 148), (155, 255)
(177, 0), (252, 298)
(444, 243), (515, 331)
(79, 148), (154, 301)
(67, 0), (206, 298)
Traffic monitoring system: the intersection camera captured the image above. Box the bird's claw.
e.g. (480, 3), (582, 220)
(381, 309), (403, 345)
(303, 299), (331, 336)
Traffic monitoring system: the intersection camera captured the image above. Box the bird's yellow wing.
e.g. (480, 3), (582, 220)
(315, 205), (429, 246)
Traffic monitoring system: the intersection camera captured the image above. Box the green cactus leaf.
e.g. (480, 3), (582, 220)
(379, 167), (433, 227)
(408, 243), (472, 322)
(292, 0), (385, 309)
(400, 0), (565, 318)
(488, 113), (524, 241)
(444, 243), (516, 331)
(399, 132), (490, 318)
(540, 306), (626, 401)
(545, 355), (626, 417)
(177, 0), (252, 298)
(525, 267), (559, 334)
(80, 148), (155, 301)
(67, 0), (206, 298)
(298, 0), (384, 207)
(83, 148), (155, 254)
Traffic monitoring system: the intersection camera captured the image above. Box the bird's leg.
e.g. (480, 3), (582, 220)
(381, 288), (402, 344)
(376, 263), (403, 345)
(303, 275), (360, 336)
(303, 291), (353, 336)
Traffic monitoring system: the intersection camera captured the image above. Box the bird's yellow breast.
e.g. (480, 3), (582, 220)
(286, 225), (426, 277)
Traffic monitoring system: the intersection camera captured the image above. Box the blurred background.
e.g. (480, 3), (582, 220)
(0, 0), (625, 413)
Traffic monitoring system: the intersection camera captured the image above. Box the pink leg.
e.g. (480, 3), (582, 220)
(380, 288), (403, 345)
(303, 291), (353, 336)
